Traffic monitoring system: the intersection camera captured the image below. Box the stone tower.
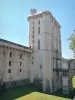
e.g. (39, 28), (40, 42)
(27, 9), (62, 92)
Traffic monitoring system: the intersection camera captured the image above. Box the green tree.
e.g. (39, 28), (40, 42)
(68, 30), (75, 58)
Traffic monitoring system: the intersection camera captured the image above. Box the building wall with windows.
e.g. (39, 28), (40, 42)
(0, 39), (32, 84)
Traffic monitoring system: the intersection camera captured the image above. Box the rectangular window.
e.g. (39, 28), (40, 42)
(20, 54), (22, 59)
(38, 20), (40, 24)
(20, 62), (22, 66)
(33, 35), (34, 38)
(33, 40), (34, 43)
(38, 40), (40, 49)
(8, 69), (11, 73)
(9, 52), (12, 57)
(32, 62), (33, 64)
(33, 21), (34, 24)
(33, 31), (34, 34)
(20, 68), (21, 72)
(9, 61), (11, 66)
(40, 65), (42, 69)
(38, 27), (40, 34)
(33, 27), (34, 29)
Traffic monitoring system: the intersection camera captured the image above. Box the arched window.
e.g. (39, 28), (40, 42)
(38, 39), (40, 49)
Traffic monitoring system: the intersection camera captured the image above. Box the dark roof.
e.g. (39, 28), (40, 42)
(0, 38), (30, 49)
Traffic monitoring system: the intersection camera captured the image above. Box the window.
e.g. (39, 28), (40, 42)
(38, 20), (40, 24)
(9, 52), (12, 57)
(32, 62), (33, 64)
(8, 69), (11, 73)
(38, 39), (40, 49)
(20, 68), (21, 72)
(33, 40), (34, 43)
(9, 61), (11, 66)
(20, 62), (22, 66)
(33, 27), (34, 29)
(33, 31), (34, 34)
(38, 27), (40, 34)
(33, 35), (34, 38)
(33, 21), (34, 24)
(40, 65), (42, 69)
(20, 54), (22, 59)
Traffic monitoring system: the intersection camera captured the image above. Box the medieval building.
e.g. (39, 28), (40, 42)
(0, 9), (74, 94)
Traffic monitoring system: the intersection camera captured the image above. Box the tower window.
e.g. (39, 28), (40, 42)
(32, 62), (33, 64)
(20, 68), (21, 72)
(33, 40), (34, 43)
(33, 21), (34, 24)
(38, 39), (40, 49)
(38, 27), (40, 34)
(9, 61), (11, 66)
(40, 65), (42, 69)
(9, 52), (12, 57)
(33, 31), (34, 34)
(33, 27), (34, 29)
(20, 62), (22, 66)
(33, 36), (34, 38)
(8, 69), (11, 73)
(38, 20), (40, 24)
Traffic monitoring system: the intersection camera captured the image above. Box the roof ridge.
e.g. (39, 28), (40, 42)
(0, 38), (30, 49)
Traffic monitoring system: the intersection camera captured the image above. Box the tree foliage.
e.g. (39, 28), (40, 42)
(68, 30), (75, 57)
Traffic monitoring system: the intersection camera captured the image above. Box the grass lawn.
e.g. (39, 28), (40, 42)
(0, 84), (71, 100)
(15, 92), (71, 100)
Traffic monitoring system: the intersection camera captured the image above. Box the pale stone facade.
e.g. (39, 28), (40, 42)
(28, 9), (62, 92)
(0, 39), (32, 87)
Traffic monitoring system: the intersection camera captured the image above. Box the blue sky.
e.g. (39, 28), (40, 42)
(0, 0), (75, 58)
